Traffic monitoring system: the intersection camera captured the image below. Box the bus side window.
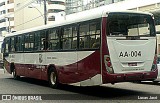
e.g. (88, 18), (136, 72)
(92, 37), (100, 48)
(34, 31), (41, 51)
(79, 23), (89, 49)
(4, 38), (9, 53)
(79, 19), (101, 49)
(62, 25), (78, 50)
(72, 26), (77, 49)
(84, 36), (91, 48)
(62, 26), (73, 50)
(42, 38), (49, 50)
(63, 38), (71, 49)
(48, 28), (60, 50)
(10, 37), (15, 52)
(79, 38), (84, 48)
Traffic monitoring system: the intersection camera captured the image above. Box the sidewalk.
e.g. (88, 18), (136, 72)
(0, 69), (4, 74)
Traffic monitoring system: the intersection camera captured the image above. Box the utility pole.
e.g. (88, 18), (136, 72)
(44, 0), (47, 25)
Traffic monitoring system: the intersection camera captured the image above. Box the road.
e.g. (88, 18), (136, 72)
(0, 69), (160, 103)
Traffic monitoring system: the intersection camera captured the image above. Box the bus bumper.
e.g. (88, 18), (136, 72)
(102, 69), (158, 84)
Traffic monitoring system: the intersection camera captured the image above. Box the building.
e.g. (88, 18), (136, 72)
(65, 0), (83, 14)
(0, 0), (66, 36)
(47, 0), (65, 22)
(66, 0), (160, 54)
(14, 0), (65, 31)
(0, 0), (160, 54)
(0, 0), (14, 36)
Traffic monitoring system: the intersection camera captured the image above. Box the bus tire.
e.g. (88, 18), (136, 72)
(48, 68), (59, 88)
(12, 67), (20, 80)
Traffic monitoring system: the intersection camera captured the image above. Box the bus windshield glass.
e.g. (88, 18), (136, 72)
(107, 12), (155, 36)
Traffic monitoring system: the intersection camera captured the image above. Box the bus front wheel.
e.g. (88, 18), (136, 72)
(48, 68), (59, 88)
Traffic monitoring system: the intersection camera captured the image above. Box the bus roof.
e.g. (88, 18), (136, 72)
(4, 9), (153, 38)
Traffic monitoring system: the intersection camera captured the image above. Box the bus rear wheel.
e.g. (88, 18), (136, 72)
(12, 68), (20, 80)
(48, 68), (59, 88)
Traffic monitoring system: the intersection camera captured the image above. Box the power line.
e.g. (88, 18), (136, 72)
(14, 13), (44, 28)
(14, 0), (47, 27)
(1, 0), (46, 29)
(14, 0), (37, 14)
(0, 0), (38, 20)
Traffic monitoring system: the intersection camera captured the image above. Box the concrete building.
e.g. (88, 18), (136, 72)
(66, 0), (160, 54)
(47, 0), (65, 22)
(0, 0), (160, 54)
(0, 0), (14, 36)
(65, 0), (83, 14)
(14, 0), (65, 31)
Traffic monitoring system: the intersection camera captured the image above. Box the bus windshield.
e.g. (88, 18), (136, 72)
(107, 12), (155, 36)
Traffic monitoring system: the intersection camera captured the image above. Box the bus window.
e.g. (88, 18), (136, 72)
(90, 21), (101, 49)
(29, 33), (34, 51)
(72, 26), (77, 49)
(79, 20), (101, 49)
(24, 33), (35, 52)
(10, 37), (15, 52)
(79, 23), (89, 49)
(48, 29), (60, 50)
(24, 34), (30, 51)
(4, 38), (10, 53)
(108, 13), (155, 36)
(62, 25), (77, 50)
(16, 35), (24, 52)
(34, 30), (46, 51)
(62, 27), (72, 50)
(35, 31), (41, 51)
(45, 30), (49, 50)
(40, 31), (46, 50)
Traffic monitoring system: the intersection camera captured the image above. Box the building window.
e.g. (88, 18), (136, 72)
(113, 0), (125, 3)
(7, 0), (14, 4)
(48, 9), (64, 13)
(0, 2), (5, 7)
(48, 16), (55, 21)
(0, 10), (6, 15)
(8, 8), (14, 12)
(0, 19), (6, 23)
(48, 1), (65, 5)
(9, 17), (14, 21)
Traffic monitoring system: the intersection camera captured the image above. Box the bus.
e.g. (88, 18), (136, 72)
(0, 37), (4, 68)
(2, 10), (158, 88)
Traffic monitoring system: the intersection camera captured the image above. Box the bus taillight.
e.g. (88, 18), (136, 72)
(107, 61), (111, 67)
(104, 55), (114, 74)
(151, 55), (157, 71)
(106, 57), (110, 61)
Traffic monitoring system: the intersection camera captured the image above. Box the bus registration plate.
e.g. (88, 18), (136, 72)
(128, 63), (137, 66)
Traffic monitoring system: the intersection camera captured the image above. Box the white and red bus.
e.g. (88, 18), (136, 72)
(2, 10), (158, 88)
